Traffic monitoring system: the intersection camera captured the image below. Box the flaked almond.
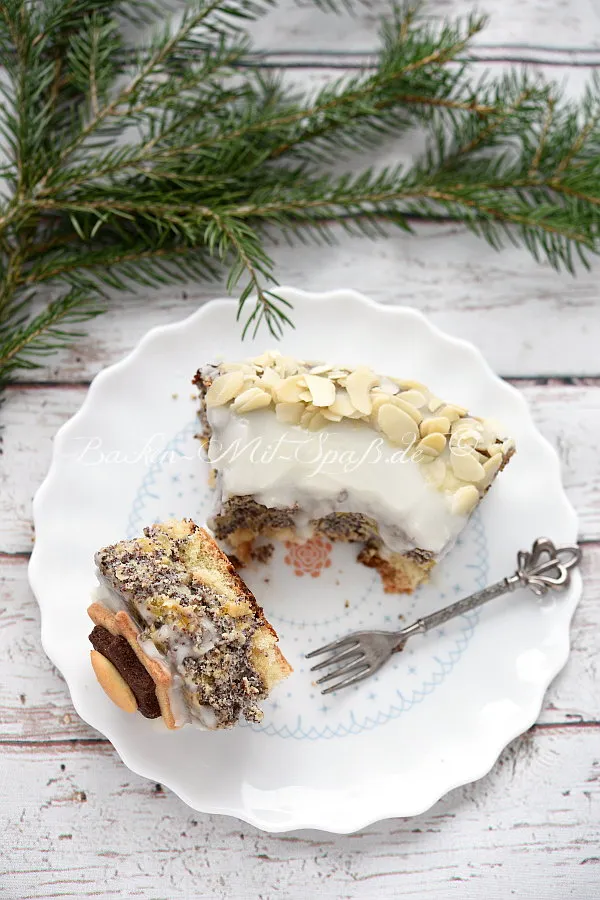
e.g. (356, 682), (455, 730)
(417, 432), (447, 458)
(251, 351), (280, 368)
(205, 370), (245, 407)
(392, 378), (428, 392)
(309, 363), (334, 376)
(300, 409), (327, 431)
(304, 374), (336, 407)
(220, 362), (254, 376)
(345, 367), (379, 415)
(428, 395), (444, 413)
(306, 412), (328, 432)
(442, 470), (463, 492)
(322, 408), (343, 422)
(259, 367), (282, 390)
(377, 403), (419, 447)
(437, 403), (467, 423)
(399, 389), (427, 409)
(329, 388), (355, 418)
(298, 390), (314, 402)
(369, 392), (392, 423)
(451, 417), (481, 434)
(450, 427), (479, 452)
(450, 447), (486, 482)
(420, 416), (451, 437)
(378, 378), (400, 395)
(276, 375), (307, 403)
(422, 457), (446, 487)
(232, 387), (272, 414)
(391, 395), (423, 424)
(482, 452), (504, 485)
(275, 402), (304, 425)
(451, 484), (480, 516)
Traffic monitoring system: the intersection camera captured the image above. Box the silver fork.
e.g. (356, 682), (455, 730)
(306, 537), (582, 695)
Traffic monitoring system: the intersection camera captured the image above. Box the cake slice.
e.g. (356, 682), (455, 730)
(193, 352), (515, 593)
(88, 519), (291, 729)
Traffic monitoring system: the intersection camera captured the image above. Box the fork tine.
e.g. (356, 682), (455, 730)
(305, 637), (360, 659)
(309, 649), (363, 673)
(315, 660), (367, 686)
(321, 665), (371, 695)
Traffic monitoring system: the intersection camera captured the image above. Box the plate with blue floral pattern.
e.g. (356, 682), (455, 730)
(30, 288), (580, 832)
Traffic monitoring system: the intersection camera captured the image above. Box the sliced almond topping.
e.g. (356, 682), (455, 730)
(329, 369), (350, 381)
(329, 388), (355, 418)
(502, 438), (516, 455)
(205, 370), (245, 407)
(391, 395), (423, 424)
(399, 389), (427, 409)
(276, 375), (307, 404)
(451, 484), (480, 516)
(232, 387), (272, 414)
(299, 409), (328, 431)
(309, 363), (334, 376)
(345, 367), (379, 415)
(304, 374), (336, 407)
(482, 452), (504, 484)
(369, 392), (392, 423)
(251, 351), (279, 368)
(450, 447), (486, 482)
(220, 362), (254, 376)
(259, 367), (282, 391)
(378, 378), (400, 395)
(300, 409), (314, 430)
(322, 408), (343, 422)
(450, 428), (479, 452)
(275, 402), (304, 425)
(451, 417), (481, 434)
(306, 412), (328, 432)
(377, 403), (419, 447)
(442, 470), (463, 492)
(422, 457), (447, 487)
(417, 432), (447, 458)
(298, 390), (314, 402)
(391, 378), (428, 392)
(420, 416), (451, 437)
(438, 404), (466, 423)
(428, 396), (444, 413)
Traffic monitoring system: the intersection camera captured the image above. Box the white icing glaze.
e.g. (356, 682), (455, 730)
(207, 407), (469, 555)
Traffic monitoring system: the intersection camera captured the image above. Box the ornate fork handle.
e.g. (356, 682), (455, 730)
(400, 537), (582, 641)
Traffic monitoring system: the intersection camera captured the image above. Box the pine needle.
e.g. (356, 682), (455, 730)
(0, 0), (599, 386)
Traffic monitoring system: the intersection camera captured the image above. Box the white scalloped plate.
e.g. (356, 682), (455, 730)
(29, 288), (580, 833)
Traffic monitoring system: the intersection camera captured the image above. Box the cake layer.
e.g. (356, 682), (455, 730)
(90, 519), (291, 728)
(194, 352), (515, 592)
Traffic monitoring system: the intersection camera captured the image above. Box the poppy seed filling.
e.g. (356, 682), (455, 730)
(94, 524), (267, 728)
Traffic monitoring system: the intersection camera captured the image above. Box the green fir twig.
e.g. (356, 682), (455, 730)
(0, 0), (600, 387)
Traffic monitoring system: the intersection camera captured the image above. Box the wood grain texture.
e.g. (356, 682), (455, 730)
(1, 730), (599, 900)
(247, 0), (600, 53)
(2, 0), (600, 892)
(2, 381), (599, 556)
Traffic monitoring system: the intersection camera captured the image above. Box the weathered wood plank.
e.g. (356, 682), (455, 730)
(12, 217), (600, 384)
(230, 0), (600, 54)
(1, 727), (598, 899)
(1, 545), (597, 743)
(2, 381), (599, 556)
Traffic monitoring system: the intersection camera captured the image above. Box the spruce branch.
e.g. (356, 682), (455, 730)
(1, 1), (600, 388)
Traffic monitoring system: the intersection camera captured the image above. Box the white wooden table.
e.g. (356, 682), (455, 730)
(2, 2), (599, 897)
